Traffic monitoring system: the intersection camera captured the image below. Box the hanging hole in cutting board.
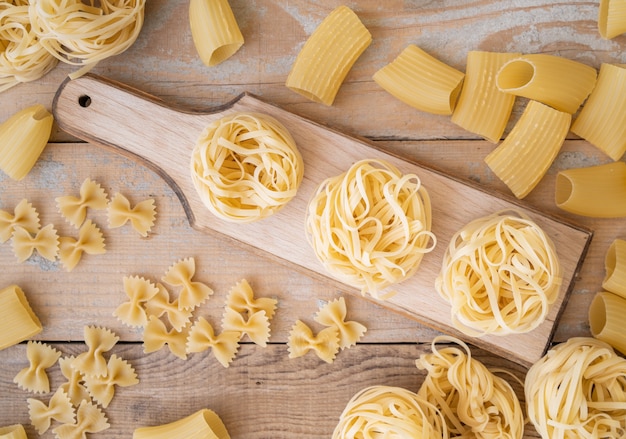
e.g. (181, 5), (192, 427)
(78, 95), (92, 108)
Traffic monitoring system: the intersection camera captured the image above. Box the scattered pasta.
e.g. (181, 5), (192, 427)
(11, 223), (59, 262)
(286, 5), (371, 106)
(0, 199), (39, 243)
(0, 424), (27, 439)
(107, 192), (156, 237)
(51, 399), (109, 439)
(132, 408), (230, 439)
(58, 219), (106, 271)
(162, 257), (213, 310)
(221, 307), (271, 347)
(71, 326), (120, 378)
(314, 297), (366, 350)
(0, 284), (42, 351)
(305, 159), (435, 299)
(56, 178), (109, 228)
(114, 276), (160, 328)
(13, 341), (61, 394)
(143, 283), (193, 331)
(143, 315), (189, 360)
(27, 387), (75, 434)
(416, 336), (524, 439)
(603, 238), (626, 298)
(190, 112), (304, 223)
(186, 316), (241, 368)
(332, 385), (447, 439)
(224, 279), (277, 320)
(82, 355), (139, 408)
(287, 320), (339, 364)
(58, 356), (90, 407)
(436, 211), (561, 336)
(525, 337), (626, 438)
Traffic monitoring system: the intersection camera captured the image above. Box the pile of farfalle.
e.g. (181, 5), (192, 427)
(12, 326), (138, 438)
(0, 178), (157, 271)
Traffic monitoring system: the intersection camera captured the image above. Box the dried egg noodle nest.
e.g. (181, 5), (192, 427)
(525, 337), (626, 438)
(416, 336), (525, 439)
(435, 211), (561, 336)
(331, 385), (448, 439)
(28, 0), (145, 79)
(305, 159), (436, 299)
(190, 112), (304, 223)
(0, 0), (58, 91)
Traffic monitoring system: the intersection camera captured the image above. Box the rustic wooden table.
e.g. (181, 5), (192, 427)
(1, 1), (624, 438)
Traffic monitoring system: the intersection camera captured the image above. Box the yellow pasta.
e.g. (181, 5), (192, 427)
(525, 337), (626, 438)
(496, 54), (597, 114)
(58, 356), (90, 406)
(58, 219), (106, 271)
(589, 291), (626, 355)
(107, 192), (156, 237)
(56, 178), (108, 228)
(0, 104), (53, 180)
(29, 0), (146, 79)
(286, 5), (371, 106)
(0, 1), (58, 92)
(190, 112), (303, 223)
(11, 223), (59, 262)
(571, 63), (626, 160)
(144, 283), (193, 332)
(114, 275), (160, 328)
(71, 326), (120, 378)
(52, 400), (109, 439)
(221, 307), (270, 347)
(603, 238), (626, 298)
(555, 161), (626, 217)
(332, 385), (447, 439)
(599, 0), (626, 39)
(186, 316), (241, 368)
(373, 44), (465, 115)
(162, 257), (213, 310)
(13, 341), (61, 394)
(0, 424), (27, 439)
(305, 159), (435, 299)
(27, 387), (75, 434)
(287, 320), (339, 364)
(189, 0), (244, 67)
(82, 354), (138, 408)
(0, 198), (39, 243)
(132, 408), (230, 439)
(485, 100), (571, 199)
(314, 297), (366, 350)
(416, 336), (524, 439)
(143, 315), (189, 360)
(451, 51), (520, 143)
(0, 284), (42, 351)
(224, 278), (277, 319)
(436, 211), (561, 336)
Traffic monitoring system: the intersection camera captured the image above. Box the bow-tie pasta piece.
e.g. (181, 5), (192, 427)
(58, 219), (106, 271)
(314, 297), (367, 350)
(11, 223), (59, 262)
(107, 192), (156, 237)
(143, 316), (189, 360)
(187, 316), (240, 368)
(0, 424), (28, 439)
(0, 199), (39, 243)
(52, 400), (109, 439)
(114, 276), (159, 327)
(221, 307), (270, 347)
(287, 320), (339, 364)
(82, 355), (138, 408)
(143, 283), (193, 332)
(71, 326), (119, 378)
(0, 284), (42, 351)
(58, 356), (90, 406)
(56, 179), (108, 228)
(27, 387), (75, 434)
(162, 257), (213, 310)
(14, 341), (61, 393)
(225, 279), (277, 320)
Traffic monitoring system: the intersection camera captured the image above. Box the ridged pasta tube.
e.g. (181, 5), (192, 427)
(589, 291), (626, 355)
(133, 409), (230, 439)
(598, 0), (626, 39)
(0, 285), (42, 351)
(0, 424), (27, 439)
(602, 239), (626, 298)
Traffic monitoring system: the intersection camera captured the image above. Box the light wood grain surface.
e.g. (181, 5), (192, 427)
(1, 1), (625, 438)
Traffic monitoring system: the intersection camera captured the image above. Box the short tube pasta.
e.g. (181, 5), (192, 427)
(0, 285), (42, 351)
(496, 54), (597, 114)
(589, 291), (626, 355)
(485, 100), (571, 199)
(602, 238), (626, 298)
(451, 51), (520, 143)
(133, 409), (230, 439)
(555, 161), (626, 218)
(373, 44), (465, 115)
(286, 6), (371, 106)
(598, 0), (626, 39)
(571, 63), (626, 160)
(0, 424), (27, 439)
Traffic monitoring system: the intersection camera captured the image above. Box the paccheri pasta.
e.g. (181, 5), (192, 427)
(599, 0), (626, 39)
(416, 336), (524, 439)
(332, 385), (447, 439)
(190, 112), (304, 223)
(373, 44), (465, 115)
(305, 159), (435, 299)
(436, 211), (561, 336)
(485, 100), (571, 199)
(525, 337), (626, 438)
(0, 284), (42, 351)
(286, 5), (371, 106)
(132, 408), (230, 439)
(603, 238), (626, 298)
(589, 291), (626, 355)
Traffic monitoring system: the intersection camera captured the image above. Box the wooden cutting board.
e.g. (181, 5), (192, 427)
(52, 74), (592, 367)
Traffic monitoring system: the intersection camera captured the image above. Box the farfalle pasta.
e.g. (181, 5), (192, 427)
(0, 199), (39, 243)
(107, 192), (156, 237)
(186, 316), (241, 368)
(114, 276), (160, 327)
(11, 223), (59, 262)
(58, 356), (90, 406)
(314, 297), (366, 350)
(52, 399), (109, 439)
(71, 326), (119, 378)
(287, 320), (339, 364)
(14, 341), (61, 394)
(225, 279), (277, 319)
(58, 219), (106, 271)
(144, 283), (193, 331)
(55, 178), (108, 228)
(162, 257), (213, 310)
(143, 315), (189, 360)
(82, 355), (138, 408)
(0, 284), (42, 351)
(221, 307), (271, 347)
(0, 424), (27, 439)
(27, 387), (75, 434)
